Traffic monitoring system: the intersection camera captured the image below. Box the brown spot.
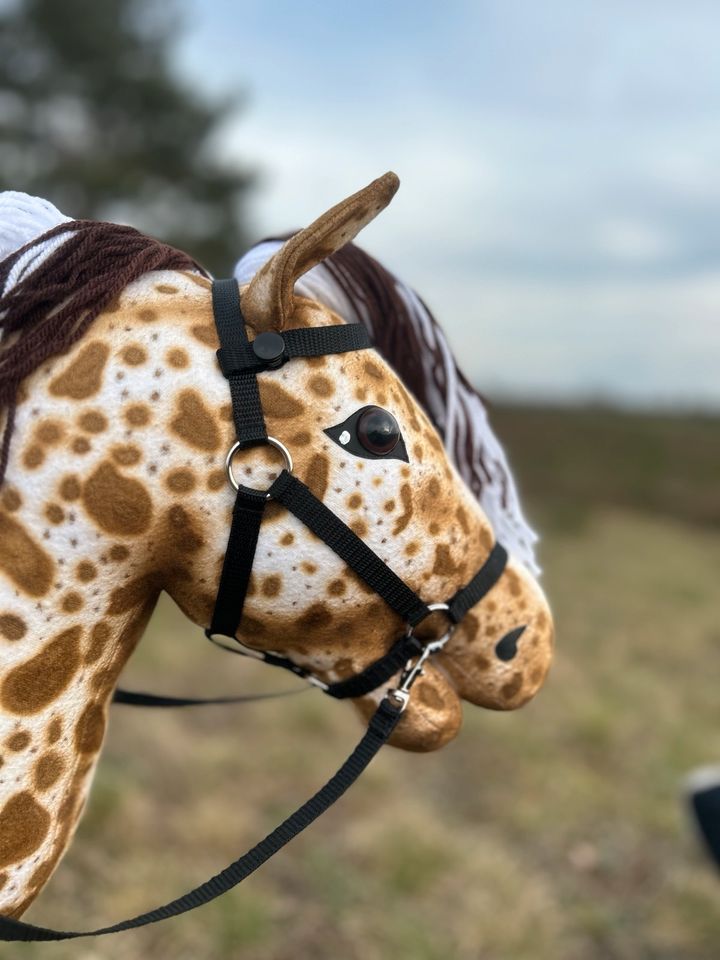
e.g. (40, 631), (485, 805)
(355, 387), (368, 402)
(350, 519), (368, 537)
(166, 468), (196, 493)
(347, 493), (362, 509)
(47, 718), (62, 744)
(291, 431), (311, 446)
(280, 532), (294, 546)
(507, 571), (522, 598)
(122, 344), (147, 366)
(207, 469), (226, 491)
(124, 404), (151, 427)
(108, 573), (161, 615)
(405, 541), (420, 557)
(0, 614), (27, 641)
(0, 488), (21, 512)
(70, 436), (91, 455)
(109, 544), (130, 562)
(261, 575), (282, 597)
(259, 381), (304, 419)
(111, 444), (142, 467)
(301, 561), (317, 575)
(428, 477), (441, 498)
(433, 544), (460, 577)
(23, 445), (44, 469)
(0, 512), (54, 596)
(536, 611), (548, 631)
(530, 666), (545, 685)
(475, 654), (491, 671)
(45, 503), (64, 525)
(327, 578), (346, 596)
(76, 561), (97, 582)
(75, 703), (106, 754)
(297, 603), (333, 630)
(191, 324), (219, 347)
(82, 462), (152, 535)
(85, 621), (111, 664)
(78, 410), (107, 434)
(384, 499), (396, 512)
(35, 421), (64, 445)
(219, 403), (233, 422)
(429, 521), (440, 536)
(33, 751), (65, 792)
(62, 592), (83, 613)
(155, 283), (179, 294)
(167, 348), (189, 369)
(59, 476), (81, 501)
(5, 731), (30, 752)
(417, 683), (444, 710)
(392, 484), (413, 535)
(49, 341), (109, 400)
(501, 672), (524, 700)
(456, 506), (469, 534)
(305, 454), (329, 501)
(308, 374), (334, 398)
(164, 505), (204, 553)
(412, 443), (423, 463)
(171, 390), (220, 451)
(0, 873), (6, 891)
(398, 385), (422, 432)
(0, 792), (50, 868)
(138, 308), (157, 323)
(1, 626), (81, 714)
(363, 360), (384, 381)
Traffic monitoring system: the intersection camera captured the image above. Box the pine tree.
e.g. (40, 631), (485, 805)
(0, 0), (253, 273)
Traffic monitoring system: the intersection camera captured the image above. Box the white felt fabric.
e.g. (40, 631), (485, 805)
(235, 242), (540, 574)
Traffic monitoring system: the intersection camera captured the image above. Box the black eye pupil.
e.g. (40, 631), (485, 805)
(356, 406), (400, 455)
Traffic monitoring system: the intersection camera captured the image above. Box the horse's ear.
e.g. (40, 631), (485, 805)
(241, 172), (399, 331)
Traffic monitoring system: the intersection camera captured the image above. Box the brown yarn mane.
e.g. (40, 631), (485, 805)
(0, 220), (205, 485)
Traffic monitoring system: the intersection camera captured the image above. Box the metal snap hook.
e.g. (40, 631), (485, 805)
(224, 436), (293, 498)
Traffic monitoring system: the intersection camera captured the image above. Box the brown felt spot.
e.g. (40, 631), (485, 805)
(416, 683), (444, 710)
(111, 444), (142, 467)
(5, 731), (30, 752)
(171, 390), (220, 451)
(75, 702), (106, 754)
(259, 381), (304, 419)
(33, 751), (65, 792)
(433, 544), (460, 577)
(191, 324), (219, 347)
(138, 308), (157, 323)
(155, 283), (179, 294)
(62, 592), (83, 613)
(23, 445), (44, 469)
(85, 621), (111, 664)
(308, 374), (334, 398)
(165, 468), (196, 493)
(164, 505), (204, 553)
(290, 431), (311, 446)
(384, 499), (396, 512)
(363, 360), (384, 381)
(82, 462), (152, 535)
(35, 421), (64, 445)
(1, 625), (82, 714)
(501, 672), (524, 700)
(327, 578), (346, 596)
(47, 718), (62, 744)
(392, 484), (413, 535)
(167, 348), (189, 369)
(405, 541), (420, 557)
(280, 532), (294, 546)
(350, 519), (368, 538)
(122, 344), (147, 366)
(59, 476), (81, 501)
(262, 575), (282, 597)
(347, 493), (362, 509)
(78, 411), (107, 434)
(301, 561), (317, 575)
(305, 453), (329, 501)
(297, 603), (333, 630)
(45, 503), (64, 525)
(109, 544), (130, 562)
(71, 436), (91, 454)
(108, 573), (162, 615)
(0, 512), (54, 596)
(413, 443), (423, 463)
(0, 614), (27, 641)
(207, 469), (226, 491)
(0, 792), (50, 868)
(0, 488), (21, 512)
(49, 341), (109, 400)
(124, 404), (151, 427)
(76, 561), (97, 583)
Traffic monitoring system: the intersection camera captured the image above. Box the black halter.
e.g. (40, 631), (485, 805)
(0, 279), (508, 941)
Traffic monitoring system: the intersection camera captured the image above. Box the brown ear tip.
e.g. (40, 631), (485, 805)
(378, 171), (401, 195)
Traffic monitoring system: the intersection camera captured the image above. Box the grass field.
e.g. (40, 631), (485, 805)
(12, 406), (720, 960)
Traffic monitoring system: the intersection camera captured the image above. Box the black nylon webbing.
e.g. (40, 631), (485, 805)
(210, 489), (266, 639)
(0, 698), (402, 941)
(268, 471), (431, 627)
(447, 543), (508, 623)
(215, 324), (371, 376)
(112, 687), (304, 708)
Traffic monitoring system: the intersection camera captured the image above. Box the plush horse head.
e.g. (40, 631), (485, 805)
(0, 174), (554, 917)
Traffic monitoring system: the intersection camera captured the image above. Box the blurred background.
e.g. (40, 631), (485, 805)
(1, 1), (719, 957)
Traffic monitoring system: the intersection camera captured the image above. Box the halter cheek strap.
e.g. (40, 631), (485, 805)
(0, 279), (507, 941)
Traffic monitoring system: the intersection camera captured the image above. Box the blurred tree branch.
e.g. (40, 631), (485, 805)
(0, 0), (255, 273)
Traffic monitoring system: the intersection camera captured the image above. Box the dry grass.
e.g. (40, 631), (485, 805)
(10, 409), (720, 960)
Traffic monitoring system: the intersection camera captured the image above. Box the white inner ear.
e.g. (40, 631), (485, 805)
(0, 191), (73, 296)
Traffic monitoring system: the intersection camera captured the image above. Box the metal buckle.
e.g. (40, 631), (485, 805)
(224, 436), (293, 498)
(387, 603), (455, 712)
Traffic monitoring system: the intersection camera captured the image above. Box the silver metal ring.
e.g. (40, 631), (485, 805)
(426, 602), (450, 614)
(225, 437), (293, 498)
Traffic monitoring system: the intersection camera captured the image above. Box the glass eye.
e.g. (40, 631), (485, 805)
(324, 406), (409, 462)
(357, 406), (401, 455)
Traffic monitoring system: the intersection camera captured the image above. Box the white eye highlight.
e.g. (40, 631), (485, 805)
(339, 430), (351, 446)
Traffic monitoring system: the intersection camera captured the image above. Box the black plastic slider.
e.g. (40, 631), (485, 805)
(252, 331), (286, 368)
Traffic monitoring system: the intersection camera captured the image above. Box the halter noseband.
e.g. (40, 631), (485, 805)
(0, 278), (509, 942)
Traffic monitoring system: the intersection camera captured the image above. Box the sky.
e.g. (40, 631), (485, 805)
(175, 0), (720, 409)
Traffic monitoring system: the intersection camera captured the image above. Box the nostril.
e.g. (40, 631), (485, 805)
(495, 625), (527, 662)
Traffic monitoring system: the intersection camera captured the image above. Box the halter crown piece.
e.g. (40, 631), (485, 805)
(0, 174), (509, 941)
